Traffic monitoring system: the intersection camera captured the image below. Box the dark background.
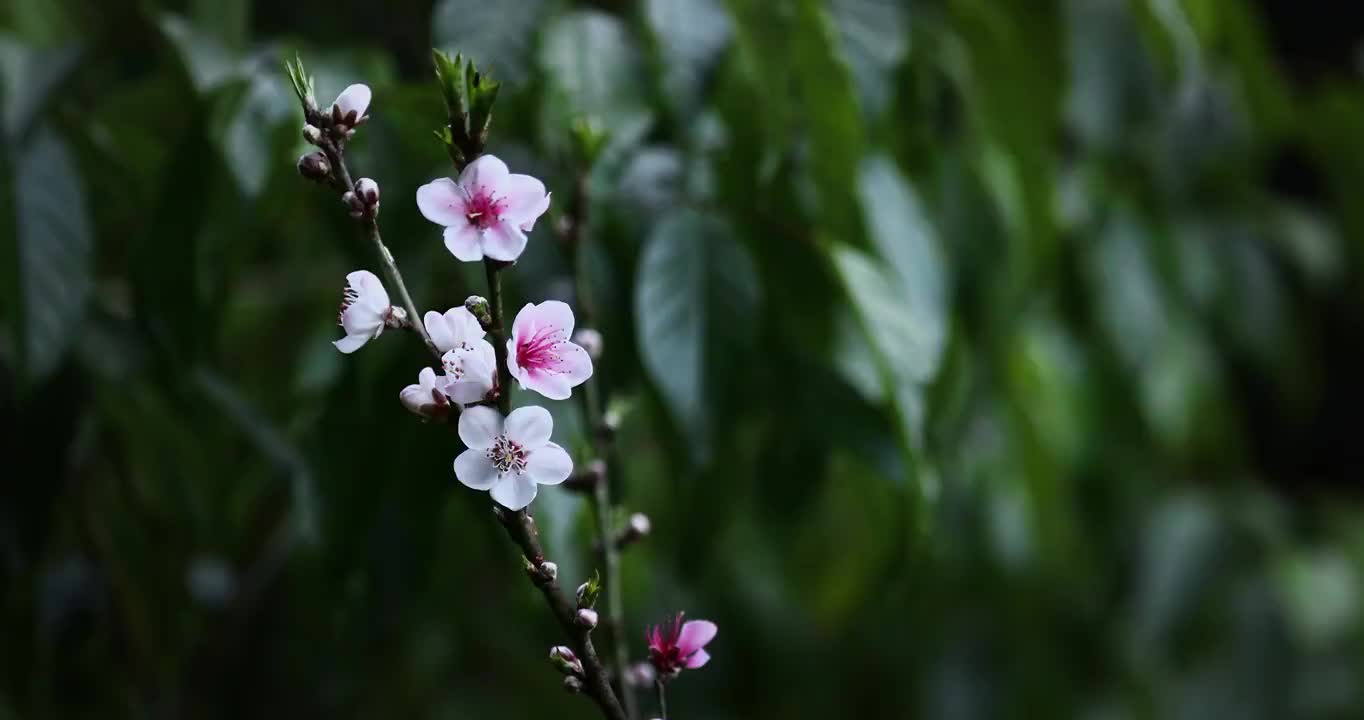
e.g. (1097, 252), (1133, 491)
(4, 0), (1364, 717)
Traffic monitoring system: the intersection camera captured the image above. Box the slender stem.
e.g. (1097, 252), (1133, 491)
(655, 678), (669, 720)
(565, 169), (637, 719)
(320, 139), (440, 360)
(483, 259), (513, 415)
(495, 509), (628, 720)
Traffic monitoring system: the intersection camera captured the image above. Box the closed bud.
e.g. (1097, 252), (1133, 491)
(463, 296), (492, 329)
(563, 676), (585, 694)
(538, 561), (558, 583)
(575, 608), (599, 629)
(342, 191), (365, 218)
(297, 152), (330, 182)
(573, 328), (604, 360)
(356, 177), (380, 206)
(549, 645), (583, 676)
(302, 124), (322, 144)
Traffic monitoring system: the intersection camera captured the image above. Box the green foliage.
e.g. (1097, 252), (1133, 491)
(4, 1), (1364, 718)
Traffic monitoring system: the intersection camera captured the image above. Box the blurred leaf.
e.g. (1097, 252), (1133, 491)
(190, 0), (247, 49)
(829, 0), (908, 119)
(635, 209), (759, 463)
(5, 125), (92, 382)
(539, 10), (651, 150)
(213, 73), (294, 197)
(644, 0), (732, 114)
(0, 34), (80, 141)
(432, 0), (546, 85)
(158, 14), (241, 93)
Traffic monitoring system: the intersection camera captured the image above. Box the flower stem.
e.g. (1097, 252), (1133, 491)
(655, 678), (669, 720)
(495, 509), (629, 720)
(563, 170), (638, 720)
(319, 139), (440, 360)
(483, 259), (513, 415)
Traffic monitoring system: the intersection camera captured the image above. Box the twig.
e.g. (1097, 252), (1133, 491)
(318, 138), (441, 361)
(495, 508), (628, 720)
(483, 259), (514, 415)
(655, 678), (669, 720)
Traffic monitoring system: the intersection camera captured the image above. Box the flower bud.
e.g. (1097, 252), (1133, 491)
(539, 561), (558, 583)
(626, 662), (657, 687)
(356, 177), (380, 206)
(575, 608), (599, 629)
(463, 296), (493, 329)
(573, 328), (604, 360)
(297, 152), (330, 182)
(302, 124), (322, 144)
(549, 645), (583, 676)
(576, 570), (601, 609)
(563, 676), (585, 694)
(342, 191), (365, 219)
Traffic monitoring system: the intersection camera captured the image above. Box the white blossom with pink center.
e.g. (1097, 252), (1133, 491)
(399, 367), (450, 419)
(334, 270), (404, 354)
(425, 307), (498, 404)
(507, 301), (593, 400)
(415, 155), (551, 263)
(454, 405), (573, 510)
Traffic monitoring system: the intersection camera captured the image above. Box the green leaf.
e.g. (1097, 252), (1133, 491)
(635, 209), (760, 463)
(432, 0), (546, 85)
(829, 0), (908, 118)
(0, 33), (80, 141)
(539, 10), (652, 149)
(644, 0), (732, 113)
(7, 126), (93, 382)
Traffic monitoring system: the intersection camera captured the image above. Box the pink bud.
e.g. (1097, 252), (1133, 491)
(575, 608), (599, 629)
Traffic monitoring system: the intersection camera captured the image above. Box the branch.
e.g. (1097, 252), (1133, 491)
(495, 508), (629, 720)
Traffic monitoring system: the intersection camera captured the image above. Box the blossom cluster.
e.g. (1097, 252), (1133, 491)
(329, 132), (590, 509)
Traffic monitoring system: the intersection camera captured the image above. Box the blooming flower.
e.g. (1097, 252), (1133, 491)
(424, 307), (485, 354)
(454, 406), (573, 510)
(399, 367), (450, 419)
(334, 270), (404, 354)
(441, 344), (497, 404)
(507, 301), (593, 400)
(332, 84), (371, 123)
(416, 155), (551, 263)
(647, 613), (716, 678)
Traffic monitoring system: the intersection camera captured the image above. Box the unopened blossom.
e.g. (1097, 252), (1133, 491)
(647, 613), (717, 678)
(416, 155), (551, 263)
(507, 301), (593, 400)
(454, 406), (573, 511)
(399, 367), (450, 419)
(331, 84), (371, 123)
(334, 270), (404, 354)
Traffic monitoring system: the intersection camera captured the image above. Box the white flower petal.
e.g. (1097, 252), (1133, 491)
(505, 405), (553, 448)
(341, 304), (384, 338)
(490, 473), (538, 510)
(416, 178), (468, 227)
(425, 311), (454, 353)
(519, 368), (572, 401)
(482, 221), (527, 262)
(454, 449), (500, 490)
(552, 342), (594, 386)
(444, 224), (484, 262)
(457, 154), (510, 195)
(458, 406), (503, 450)
(333, 83), (372, 118)
(500, 174), (550, 229)
(519, 300), (575, 339)
(526, 442), (572, 486)
(333, 333), (368, 354)
(520, 192), (552, 233)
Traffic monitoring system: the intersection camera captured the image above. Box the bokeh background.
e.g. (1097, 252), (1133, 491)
(4, 0), (1364, 717)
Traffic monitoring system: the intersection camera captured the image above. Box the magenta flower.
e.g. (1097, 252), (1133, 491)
(647, 613), (717, 678)
(507, 301), (593, 400)
(415, 155), (550, 263)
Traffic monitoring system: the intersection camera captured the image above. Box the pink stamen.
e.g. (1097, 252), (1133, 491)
(465, 185), (506, 230)
(516, 326), (565, 372)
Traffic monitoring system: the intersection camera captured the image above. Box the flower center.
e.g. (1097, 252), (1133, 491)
(516, 327), (564, 371)
(487, 435), (528, 475)
(337, 287), (359, 325)
(465, 186), (505, 230)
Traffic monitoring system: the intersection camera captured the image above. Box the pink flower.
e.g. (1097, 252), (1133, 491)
(454, 406), (573, 511)
(647, 613), (716, 678)
(415, 155), (551, 263)
(507, 301), (593, 400)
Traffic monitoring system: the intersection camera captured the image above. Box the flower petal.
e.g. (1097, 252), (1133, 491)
(549, 342), (593, 386)
(520, 367), (573, 401)
(482, 221), (527, 262)
(416, 178), (468, 227)
(526, 441), (572, 485)
(426, 307), (484, 354)
(505, 405), (553, 448)
(678, 620), (717, 654)
(454, 449), (500, 490)
(333, 84), (371, 118)
(528, 300), (576, 337)
(444, 224), (484, 262)
(458, 154), (510, 196)
(683, 648), (711, 669)
(490, 472), (539, 510)
(341, 304), (384, 338)
(458, 405), (503, 450)
(333, 333), (368, 354)
(425, 311), (454, 352)
(500, 173), (550, 230)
